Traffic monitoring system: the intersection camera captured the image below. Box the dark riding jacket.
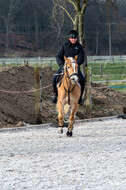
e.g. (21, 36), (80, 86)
(56, 40), (85, 68)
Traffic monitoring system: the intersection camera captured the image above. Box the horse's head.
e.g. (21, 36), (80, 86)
(64, 55), (79, 84)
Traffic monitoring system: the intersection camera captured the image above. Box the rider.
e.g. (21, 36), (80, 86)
(51, 29), (85, 105)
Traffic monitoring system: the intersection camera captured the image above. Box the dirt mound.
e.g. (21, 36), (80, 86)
(0, 66), (126, 128)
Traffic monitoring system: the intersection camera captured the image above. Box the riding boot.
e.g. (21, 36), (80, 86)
(51, 96), (57, 104)
(78, 97), (84, 105)
(51, 67), (63, 104)
(50, 82), (58, 103)
(50, 91), (58, 104)
(78, 69), (85, 105)
(78, 81), (85, 105)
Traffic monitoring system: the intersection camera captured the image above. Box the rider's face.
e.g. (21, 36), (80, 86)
(69, 38), (77, 44)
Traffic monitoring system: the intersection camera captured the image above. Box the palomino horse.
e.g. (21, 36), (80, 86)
(57, 56), (81, 137)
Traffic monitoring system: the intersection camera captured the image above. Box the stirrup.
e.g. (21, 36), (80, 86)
(78, 98), (84, 105)
(50, 96), (57, 104)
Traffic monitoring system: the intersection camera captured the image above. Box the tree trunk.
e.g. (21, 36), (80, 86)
(73, 15), (78, 31)
(78, 13), (83, 46)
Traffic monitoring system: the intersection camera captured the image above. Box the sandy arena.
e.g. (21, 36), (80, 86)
(0, 118), (126, 190)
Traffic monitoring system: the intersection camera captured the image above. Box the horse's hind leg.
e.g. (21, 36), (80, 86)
(58, 101), (64, 134)
(66, 104), (78, 137)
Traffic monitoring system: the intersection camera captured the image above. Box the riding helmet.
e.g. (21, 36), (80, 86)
(68, 30), (78, 39)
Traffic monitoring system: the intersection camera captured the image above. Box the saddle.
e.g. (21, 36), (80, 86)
(56, 72), (64, 88)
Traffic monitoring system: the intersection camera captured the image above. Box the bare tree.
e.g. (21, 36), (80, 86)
(100, 0), (120, 55)
(51, 0), (65, 48)
(52, 0), (88, 48)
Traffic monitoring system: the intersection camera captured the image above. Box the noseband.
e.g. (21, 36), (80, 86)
(69, 73), (78, 78)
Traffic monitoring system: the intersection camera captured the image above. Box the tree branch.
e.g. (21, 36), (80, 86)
(81, 0), (88, 15)
(58, 5), (74, 23)
(67, 0), (76, 9)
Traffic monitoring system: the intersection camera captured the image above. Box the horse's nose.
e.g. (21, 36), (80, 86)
(72, 78), (75, 83)
(71, 76), (78, 83)
(72, 78), (75, 82)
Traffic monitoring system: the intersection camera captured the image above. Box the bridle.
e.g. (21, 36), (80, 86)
(65, 61), (78, 79)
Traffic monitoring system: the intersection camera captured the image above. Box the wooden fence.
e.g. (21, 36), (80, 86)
(0, 56), (126, 92)
(91, 66), (126, 92)
(0, 55), (126, 67)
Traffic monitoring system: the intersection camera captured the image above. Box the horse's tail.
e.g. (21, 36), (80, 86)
(64, 104), (70, 114)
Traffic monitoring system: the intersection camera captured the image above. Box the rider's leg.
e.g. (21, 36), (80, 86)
(51, 68), (62, 103)
(52, 73), (58, 96)
(78, 69), (85, 104)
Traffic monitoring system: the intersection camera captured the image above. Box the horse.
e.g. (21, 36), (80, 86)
(57, 55), (81, 137)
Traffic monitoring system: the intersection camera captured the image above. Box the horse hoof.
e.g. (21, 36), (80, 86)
(66, 131), (72, 137)
(58, 127), (63, 134)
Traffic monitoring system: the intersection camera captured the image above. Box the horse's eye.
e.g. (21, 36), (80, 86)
(67, 66), (70, 69)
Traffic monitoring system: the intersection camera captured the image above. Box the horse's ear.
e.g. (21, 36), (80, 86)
(64, 56), (67, 61)
(64, 56), (69, 62)
(74, 55), (78, 61)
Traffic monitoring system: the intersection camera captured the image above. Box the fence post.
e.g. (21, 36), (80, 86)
(16, 58), (18, 66)
(24, 59), (28, 66)
(35, 67), (42, 124)
(40, 73), (42, 112)
(50, 60), (52, 69)
(112, 57), (114, 64)
(38, 56), (41, 66)
(85, 67), (92, 118)
(2, 61), (5, 67)
(41, 59), (43, 67)
(100, 65), (103, 78)
(106, 74), (109, 86)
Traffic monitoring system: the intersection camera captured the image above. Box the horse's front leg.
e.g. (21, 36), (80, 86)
(66, 103), (78, 137)
(57, 100), (64, 134)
